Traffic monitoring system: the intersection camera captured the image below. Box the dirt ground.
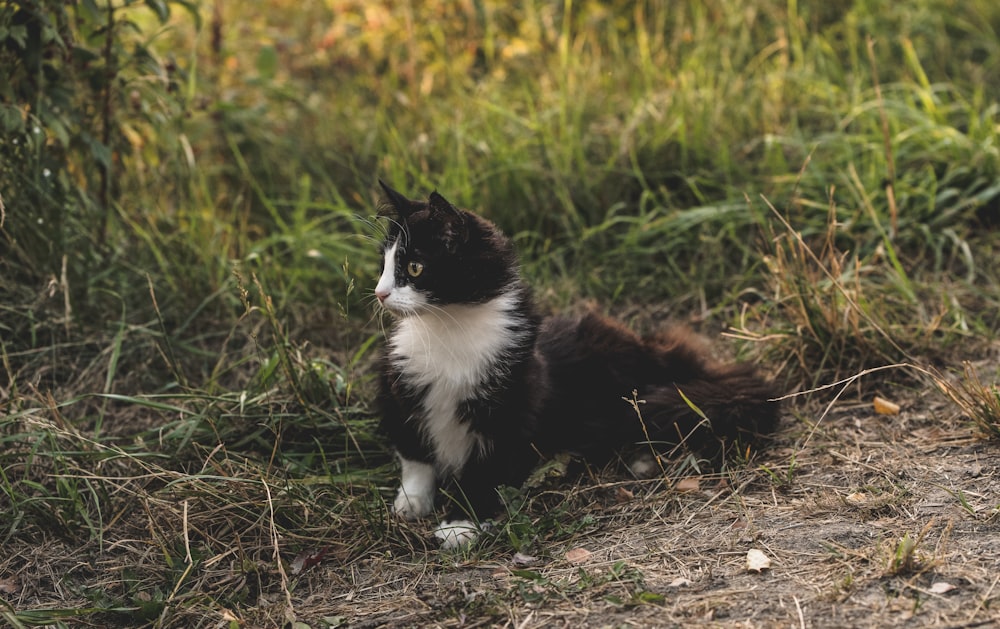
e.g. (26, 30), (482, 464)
(315, 384), (1000, 628)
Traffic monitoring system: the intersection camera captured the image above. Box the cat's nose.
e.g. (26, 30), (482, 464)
(375, 288), (390, 303)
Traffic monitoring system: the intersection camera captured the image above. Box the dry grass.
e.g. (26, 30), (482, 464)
(933, 361), (1000, 440)
(7, 359), (1000, 628)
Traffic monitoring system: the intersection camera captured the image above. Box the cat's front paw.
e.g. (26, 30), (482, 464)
(393, 488), (434, 520)
(433, 519), (482, 550)
(628, 453), (660, 479)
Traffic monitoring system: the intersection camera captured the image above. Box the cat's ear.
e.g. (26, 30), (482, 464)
(428, 191), (468, 252)
(377, 180), (417, 219)
(428, 191), (462, 219)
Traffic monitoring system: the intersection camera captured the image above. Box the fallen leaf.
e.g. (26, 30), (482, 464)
(564, 547), (591, 564)
(290, 546), (329, 575)
(874, 396), (900, 415)
(675, 477), (701, 492)
(845, 491), (867, 505)
(615, 487), (635, 503)
(668, 576), (692, 587)
(929, 581), (956, 594)
(746, 548), (771, 573)
(512, 552), (539, 567)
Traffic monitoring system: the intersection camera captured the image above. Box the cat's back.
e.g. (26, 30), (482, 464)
(536, 312), (652, 374)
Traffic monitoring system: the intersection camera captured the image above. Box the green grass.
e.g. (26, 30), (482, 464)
(2, 0), (1000, 626)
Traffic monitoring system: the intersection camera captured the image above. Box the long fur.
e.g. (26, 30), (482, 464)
(372, 182), (779, 548)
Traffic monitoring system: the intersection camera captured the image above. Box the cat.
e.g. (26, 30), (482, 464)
(372, 181), (779, 549)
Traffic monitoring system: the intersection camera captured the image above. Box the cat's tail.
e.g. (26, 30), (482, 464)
(635, 364), (780, 460)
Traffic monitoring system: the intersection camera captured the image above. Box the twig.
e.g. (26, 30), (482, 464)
(182, 499), (192, 565)
(263, 476), (296, 623)
(774, 362), (912, 451)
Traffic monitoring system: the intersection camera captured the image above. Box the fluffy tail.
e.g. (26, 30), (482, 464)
(630, 325), (778, 459)
(637, 364), (779, 460)
(537, 313), (780, 464)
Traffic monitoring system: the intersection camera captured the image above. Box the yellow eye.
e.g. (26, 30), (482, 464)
(406, 261), (424, 278)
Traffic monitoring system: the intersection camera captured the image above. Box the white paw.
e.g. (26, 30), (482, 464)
(393, 489), (434, 520)
(433, 519), (481, 550)
(629, 453), (659, 479)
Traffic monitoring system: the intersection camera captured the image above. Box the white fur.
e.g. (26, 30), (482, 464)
(374, 240), (398, 297)
(393, 457), (436, 519)
(433, 519), (481, 550)
(629, 453), (659, 479)
(389, 291), (527, 476)
(376, 240), (428, 314)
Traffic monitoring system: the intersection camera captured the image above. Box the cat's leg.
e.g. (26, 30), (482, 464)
(431, 464), (502, 549)
(434, 441), (537, 550)
(393, 456), (437, 520)
(431, 469), (494, 549)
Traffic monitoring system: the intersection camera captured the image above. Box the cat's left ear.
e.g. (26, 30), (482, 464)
(428, 191), (468, 252)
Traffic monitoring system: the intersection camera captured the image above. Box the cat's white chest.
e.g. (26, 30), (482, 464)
(389, 293), (522, 474)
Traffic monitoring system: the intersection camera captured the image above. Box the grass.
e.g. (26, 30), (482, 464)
(2, 0), (1000, 626)
(933, 361), (1000, 438)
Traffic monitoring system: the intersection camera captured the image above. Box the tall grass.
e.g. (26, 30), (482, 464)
(1, 0), (999, 625)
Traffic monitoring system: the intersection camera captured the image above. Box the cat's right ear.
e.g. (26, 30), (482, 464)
(377, 180), (416, 219)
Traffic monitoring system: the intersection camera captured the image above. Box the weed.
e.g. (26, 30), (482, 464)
(760, 452), (798, 489)
(932, 361), (1000, 439)
(511, 560), (658, 608)
(886, 520), (938, 577)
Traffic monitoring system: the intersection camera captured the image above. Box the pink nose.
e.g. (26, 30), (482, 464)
(375, 289), (390, 303)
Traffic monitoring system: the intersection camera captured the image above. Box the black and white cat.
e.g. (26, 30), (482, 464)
(373, 182), (779, 549)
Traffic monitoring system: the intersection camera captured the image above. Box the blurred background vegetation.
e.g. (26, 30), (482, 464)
(3, 0), (998, 373)
(1, 1), (999, 623)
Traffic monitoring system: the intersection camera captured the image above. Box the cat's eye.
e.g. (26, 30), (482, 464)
(406, 261), (424, 278)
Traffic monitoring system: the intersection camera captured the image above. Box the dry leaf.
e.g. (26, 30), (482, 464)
(874, 396), (900, 415)
(290, 547), (329, 575)
(564, 547), (591, 564)
(929, 582), (956, 594)
(512, 552), (539, 567)
(845, 491), (867, 505)
(746, 548), (771, 572)
(614, 487), (634, 503)
(675, 477), (701, 492)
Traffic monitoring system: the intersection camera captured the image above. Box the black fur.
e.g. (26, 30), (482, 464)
(374, 183), (780, 531)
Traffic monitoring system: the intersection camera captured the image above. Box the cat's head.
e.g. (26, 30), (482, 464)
(374, 181), (519, 315)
